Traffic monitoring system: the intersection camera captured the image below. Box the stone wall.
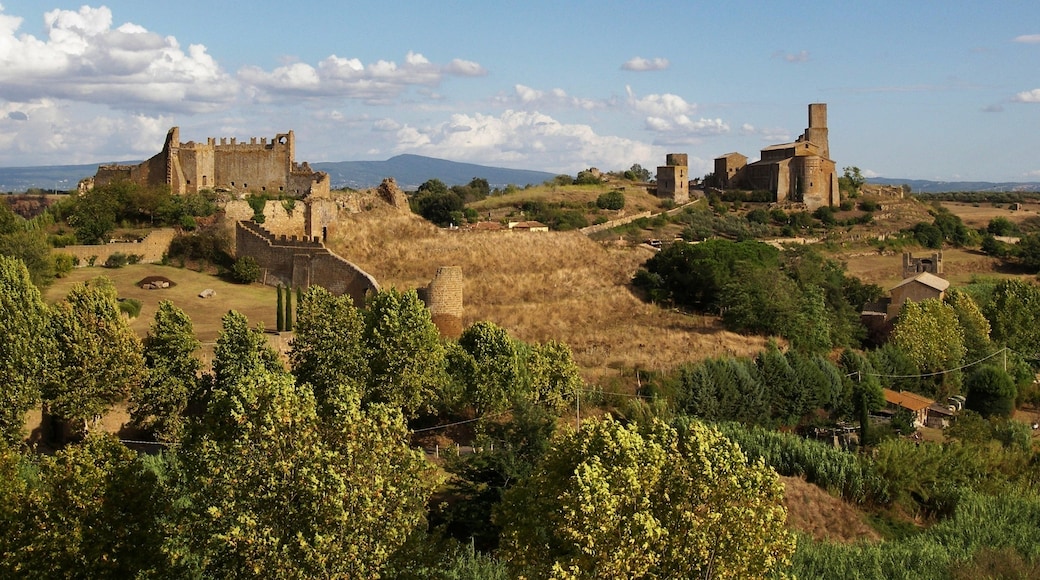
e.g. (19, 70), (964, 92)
(57, 228), (178, 266)
(579, 211), (653, 235)
(235, 220), (378, 306)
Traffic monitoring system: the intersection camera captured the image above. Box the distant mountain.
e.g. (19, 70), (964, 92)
(313, 154), (557, 190)
(867, 177), (1040, 194)
(0, 154), (558, 193)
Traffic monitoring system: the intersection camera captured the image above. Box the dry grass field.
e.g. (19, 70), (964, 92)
(328, 205), (772, 386)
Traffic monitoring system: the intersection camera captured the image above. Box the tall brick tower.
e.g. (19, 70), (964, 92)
(805, 103), (830, 159)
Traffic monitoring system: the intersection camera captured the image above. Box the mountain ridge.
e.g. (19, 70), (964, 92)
(0, 154), (558, 193)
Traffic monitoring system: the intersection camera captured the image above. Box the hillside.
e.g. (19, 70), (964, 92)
(324, 204), (773, 385)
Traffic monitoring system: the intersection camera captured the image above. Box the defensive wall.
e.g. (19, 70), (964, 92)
(235, 220), (379, 306)
(59, 228), (178, 266)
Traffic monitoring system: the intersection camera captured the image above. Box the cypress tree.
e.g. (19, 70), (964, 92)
(284, 286), (293, 331)
(276, 285), (284, 332)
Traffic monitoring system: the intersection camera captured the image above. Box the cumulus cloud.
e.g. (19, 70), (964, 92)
(626, 86), (692, 117)
(0, 5), (236, 112)
(388, 109), (655, 174)
(624, 86), (726, 143)
(507, 84), (601, 110)
(239, 50), (487, 103)
(621, 56), (669, 71)
(1013, 88), (1040, 102)
(1013, 34), (1040, 43)
(773, 50), (810, 63)
(0, 98), (172, 165)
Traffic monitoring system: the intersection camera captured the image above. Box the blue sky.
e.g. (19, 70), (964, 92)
(1, 1), (1038, 182)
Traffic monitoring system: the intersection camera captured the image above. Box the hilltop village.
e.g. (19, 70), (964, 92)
(3, 102), (1040, 577)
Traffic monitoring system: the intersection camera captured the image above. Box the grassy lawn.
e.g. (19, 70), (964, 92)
(44, 263), (278, 344)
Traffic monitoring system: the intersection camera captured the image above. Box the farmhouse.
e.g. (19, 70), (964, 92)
(883, 388), (935, 428)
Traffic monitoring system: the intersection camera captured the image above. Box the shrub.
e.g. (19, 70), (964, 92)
(231, 255), (262, 284)
(104, 252), (129, 268)
(51, 253), (75, 277)
(118, 298), (143, 318)
(859, 200), (879, 212)
(595, 190), (625, 210)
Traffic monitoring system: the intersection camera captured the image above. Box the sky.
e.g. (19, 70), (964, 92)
(0, 1), (1039, 182)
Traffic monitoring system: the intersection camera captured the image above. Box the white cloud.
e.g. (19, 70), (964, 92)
(240, 50), (486, 103)
(0, 98), (172, 165)
(621, 56), (669, 71)
(1012, 88), (1040, 102)
(1013, 34), (1040, 43)
(1025, 169), (1040, 178)
(506, 84), (601, 110)
(0, 5), (235, 112)
(626, 85), (693, 117)
(773, 50), (810, 63)
(389, 109), (655, 174)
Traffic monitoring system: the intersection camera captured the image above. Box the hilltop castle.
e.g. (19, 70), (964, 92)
(87, 127), (330, 197)
(713, 103), (839, 210)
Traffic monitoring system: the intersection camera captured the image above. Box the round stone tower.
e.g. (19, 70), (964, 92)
(423, 266), (464, 338)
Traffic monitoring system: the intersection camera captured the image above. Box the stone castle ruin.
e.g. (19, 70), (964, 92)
(712, 103), (839, 210)
(656, 153), (690, 204)
(78, 127), (466, 337)
(88, 127), (330, 197)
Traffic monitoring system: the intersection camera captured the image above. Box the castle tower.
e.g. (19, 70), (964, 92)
(804, 103), (829, 159)
(422, 266), (464, 338)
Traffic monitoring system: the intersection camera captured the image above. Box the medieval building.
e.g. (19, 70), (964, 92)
(656, 153), (690, 203)
(88, 127), (330, 197)
(713, 103), (839, 210)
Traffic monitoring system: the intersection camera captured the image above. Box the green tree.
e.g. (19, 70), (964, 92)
(289, 286), (368, 417)
(945, 289), (992, 362)
(524, 340), (583, 414)
(276, 284), (284, 332)
(0, 256), (54, 444)
(68, 183), (129, 244)
(0, 434), (167, 578)
(44, 277), (146, 435)
(984, 279), (1040, 357)
(231, 255), (262, 283)
(129, 301), (202, 442)
(170, 366), (434, 578)
(364, 289), (446, 417)
(1016, 233), (1040, 272)
(452, 321), (523, 415)
(595, 190), (625, 210)
(209, 311), (283, 404)
(496, 416), (794, 578)
(840, 350), (885, 444)
(838, 166), (865, 196)
(987, 217), (1018, 237)
(891, 299), (966, 379)
(964, 365), (1016, 418)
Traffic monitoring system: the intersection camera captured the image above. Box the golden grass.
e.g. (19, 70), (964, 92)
(329, 206), (773, 386)
(781, 476), (881, 543)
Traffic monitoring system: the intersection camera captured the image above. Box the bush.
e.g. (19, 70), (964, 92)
(595, 190), (625, 210)
(51, 253), (75, 277)
(118, 298), (143, 318)
(231, 255), (262, 284)
(859, 200), (879, 212)
(104, 252), (129, 268)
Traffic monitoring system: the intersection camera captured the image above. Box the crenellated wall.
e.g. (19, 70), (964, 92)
(235, 220), (378, 306)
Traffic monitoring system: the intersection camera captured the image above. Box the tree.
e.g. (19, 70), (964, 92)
(987, 217), (1018, 237)
(840, 350), (885, 445)
(891, 299), (966, 380)
(496, 417), (794, 578)
(129, 301), (201, 442)
(453, 321), (524, 415)
(44, 277), (146, 435)
(172, 328), (434, 578)
(1016, 233), (1040, 272)
(964, 365), (1016, 419)
(945, 289), (992, 362)
(210, 310), (283, 403)
(838, 166), (865, 196)
(231, 255), (261, 283)
(289, 286), (368, 417)
(364, 289), (447, 417)
(595, 190), (625, 210)
(276, 284), (284, 332)
(0, 434), (167, 578)
(984, 279), (1040, 358)
(0, 256), (54, 444)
